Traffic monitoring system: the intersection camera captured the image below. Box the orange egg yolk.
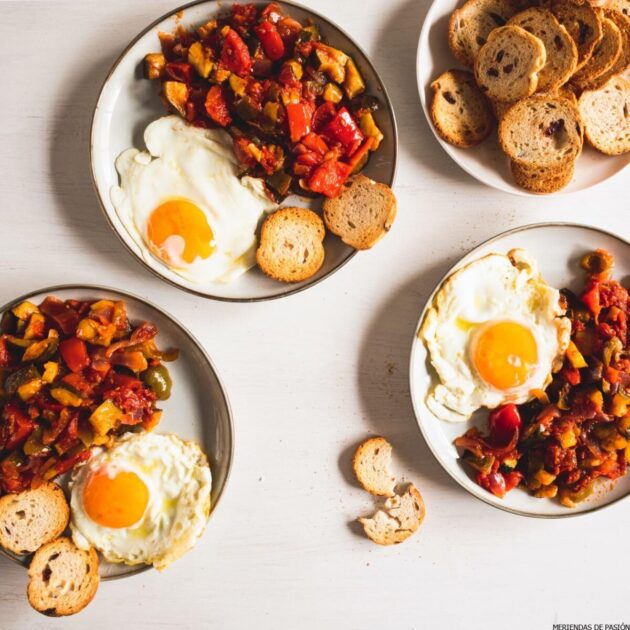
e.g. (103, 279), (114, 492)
(471, 320), (538, 391)
(83, 470), (149, 529)
(146, 199), (214, 266)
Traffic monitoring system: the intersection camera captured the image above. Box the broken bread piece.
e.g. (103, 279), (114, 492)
(27, 537), (100, 617)
(352, 437), (396, 497)
(358, 484), (426, 546)
(0, 482), (70, 555)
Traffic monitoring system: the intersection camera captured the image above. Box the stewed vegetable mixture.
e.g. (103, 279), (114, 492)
(143, 2), (384, 199)
(456, 250), (630, 507)
(0, 297), (177, 494)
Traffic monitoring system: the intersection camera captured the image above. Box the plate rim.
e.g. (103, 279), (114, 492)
(408, 221), (630, 519)
(0, 283), (234, 579)
(89, 0), (399, 303)
(415, 0), (630, 197)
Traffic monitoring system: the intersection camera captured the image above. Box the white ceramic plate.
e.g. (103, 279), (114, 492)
(91, 0), (397, 302)
(416, 0), (630, 196)
(410, 223), (630, 517)
(0, 285), (233, 578)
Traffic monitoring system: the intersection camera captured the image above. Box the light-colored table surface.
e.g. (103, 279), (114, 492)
(1, 1), (628, 628)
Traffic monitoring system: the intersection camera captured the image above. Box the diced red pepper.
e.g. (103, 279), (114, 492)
(59, 337), (89, 373)
(205, 85), (232, 126)
(51, 449), (91, 478)
(581, 281), (601, 319)
(307, 159), (351, 198)
(230, 3), (258, 32)
(276, 17), (302, 48)
(254, 21), (285, 61)
(221, 27), (252, 75)
(286, 101), (312, 142)
(40, 297), (80, 335)
(488, 404), (521, 448)
(312, 102), (337, 133)
(300, 132), (329, 156)
(477, 471), (507, 498)
(165, 62), (194, 83)
(321, 107), (365, 156)
(562, 366), (581, 386)
(503, 471), (523, 493)
(2, 402), (35, 451)
(0, 337), (13, 368)
(261, 2), (284, 23)
(347, 136), (374, 170)
(605, 366), (620, 384)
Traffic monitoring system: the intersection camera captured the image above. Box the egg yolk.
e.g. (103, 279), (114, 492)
(83, 470), (149, 529)
(146, 199), (214, 266)
(471, 320), (538, 391)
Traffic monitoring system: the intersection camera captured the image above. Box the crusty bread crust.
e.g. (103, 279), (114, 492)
(27, 537), (99, 617)
(572, 14), (622, 87)
(511, 159), (575, 192)
(358, 484), (426, 546)
(430, 69), (494, 147)
(474, 25), (547, 102)
(256, 207), (325, 283)
(0, 483), (70, 555)
(322, 175), (397, 250)
(352, 437), (396, 497)
(551, 0), (603, 70)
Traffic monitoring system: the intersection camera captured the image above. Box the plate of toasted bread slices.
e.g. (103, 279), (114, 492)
(91, 0), (398, 302)
(417, 0), (630, 195)
(0, 286), (233, 616)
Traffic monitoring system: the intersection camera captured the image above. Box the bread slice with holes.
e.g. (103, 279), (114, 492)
(256, 207), (325, 283)
(499, 94), (583, 169)
(475, 25), (547, 102)
(608, 0), (630, 18)
(550, 0), (603, 69)
(572, 14), (622, 86)
(358, 484), (426, 546)
(0, 483), (70, 555)
(322, 175), (397, 250)
(511, 158), (575, 192)
(352, 437), (396, 497)
(27, 537), (99, 617)
(430, 69), (493, 146)
(578, 75), (630, 154)
(508, 8), (578, 91)
(448, 0), (522, 67)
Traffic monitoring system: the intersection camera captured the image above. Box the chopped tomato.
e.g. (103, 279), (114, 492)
(581, 281), (601, 319)
(286, 101), (312, 142)
(562, 366), (581, 386)
(221, 27), (252, 75)
(205, 85), (232, 126)
(2, 402), (35, 451)
(307, 159), (351, 198)
(300, 132), (329, 155)
(0, 337), (13, 368)
(40, 297), (79, 335)
(59, 337), (89, 373)
(477, 472), (507, 498)
(165, 62), (194, 83)
(260, 2), (283, 23)
(488, 404), (521, 448)
(321, 107), (365, 156)
(312, 102), (337, 132)
(255, 20), (285, 60)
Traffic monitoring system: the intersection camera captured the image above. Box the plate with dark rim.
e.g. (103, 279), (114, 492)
(91, 0), (397, 302)
(410, 223), (630, 518)
(0, 285), (233, 579)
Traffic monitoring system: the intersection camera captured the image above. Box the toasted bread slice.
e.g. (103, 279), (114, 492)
(572, 14), (622, 86)
(27, 537), (99, 617)
(499, 94), (583, 168)
(508, 8), (578, 91)
(358, 484), (426, 546)
(352, 437), (396, 497)
(256, 207), (325, 283)
(448, 0), (522, 66)
(0, 483), (70, 555)
(430, 69), (494, 147)
(474, 25), (547, 102)
(551, 0), (603, 69)
(322, 175), (397, 250)
(511, 158), (575, 192)
(578, 75), (630, 154)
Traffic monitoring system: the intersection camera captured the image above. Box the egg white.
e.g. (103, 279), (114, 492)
(110, 116), (276, 283)
(70, 432), (212, 570)
(420, 249), (571, 422)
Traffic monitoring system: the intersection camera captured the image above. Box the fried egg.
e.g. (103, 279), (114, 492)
(420, 249), (571, 422)
(70, 433), (212, 570)
(110, 116), (276, 283)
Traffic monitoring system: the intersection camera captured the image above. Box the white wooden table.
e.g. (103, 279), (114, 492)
(1, 1), (628, 628)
